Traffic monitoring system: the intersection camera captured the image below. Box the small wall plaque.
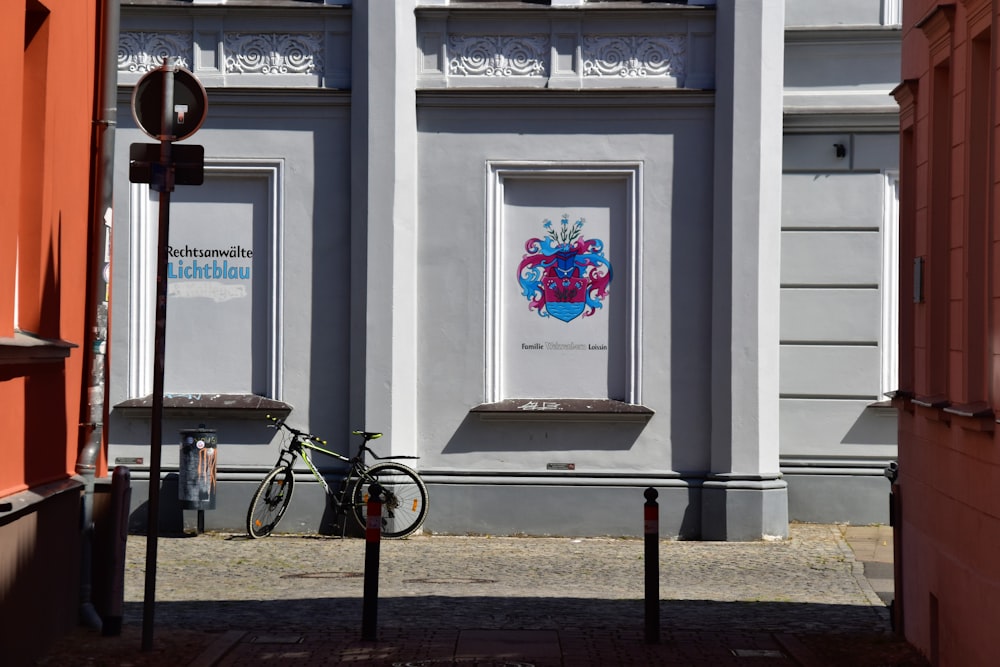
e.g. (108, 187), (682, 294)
(115, 457), (145, 465)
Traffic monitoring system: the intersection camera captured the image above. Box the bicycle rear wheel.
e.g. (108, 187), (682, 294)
(247, 465), (295, 538)
(350, 462), (428, 539)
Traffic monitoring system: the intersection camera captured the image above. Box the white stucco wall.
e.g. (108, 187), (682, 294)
(106, 0), (901, 535)
(414, 99), (715, 476)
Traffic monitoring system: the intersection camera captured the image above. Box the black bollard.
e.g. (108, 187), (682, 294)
(104, 466), (132, 636)
(644, 487), (660, 644)
(361, 482), (384, 641)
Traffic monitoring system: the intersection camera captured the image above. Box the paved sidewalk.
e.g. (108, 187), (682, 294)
(36, 524), (927, 666)
(841, 524), (896, 606)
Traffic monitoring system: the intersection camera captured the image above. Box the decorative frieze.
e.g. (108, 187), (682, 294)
(224, 33), (324, 75)
(441, 32), (689, 84)
(119, 29), (330, 86)
(418, 9), (712, 90)
(119, 32), (192, 72)
(582, 35), (686, 80)
(448, 35), (549, 77)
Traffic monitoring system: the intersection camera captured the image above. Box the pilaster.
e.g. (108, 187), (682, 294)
(350, 0), (419, 455)
(706, 0), (787, 540)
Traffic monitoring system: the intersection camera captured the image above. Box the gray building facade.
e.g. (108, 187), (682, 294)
(107, 0), (900, 539)
(780, 0), (900, 524)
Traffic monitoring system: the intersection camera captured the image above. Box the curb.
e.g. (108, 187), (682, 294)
(831, 525), (889, 609)
(189, 630), (245, 667)
(773, 633), (825, 667)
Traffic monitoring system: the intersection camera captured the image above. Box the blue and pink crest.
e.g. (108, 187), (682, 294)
(517, 216), (612, 322)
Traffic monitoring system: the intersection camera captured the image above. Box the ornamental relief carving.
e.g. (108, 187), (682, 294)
(119, 32), (192, 72)
(119, 31), (325, 77)
(582, 35), (687, 79)
(224, 33), (324, 75)
(448, 35), (549, 77)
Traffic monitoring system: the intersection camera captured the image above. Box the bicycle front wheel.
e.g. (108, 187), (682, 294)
(350, 462), (428, 539)
(247, 465), (295, 538)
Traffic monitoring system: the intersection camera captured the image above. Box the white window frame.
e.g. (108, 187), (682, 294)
(484, 161), (643, 404)
(882, 0), (902, 27)
(127, 159), (284, 399)
(880, 170), (899, 397)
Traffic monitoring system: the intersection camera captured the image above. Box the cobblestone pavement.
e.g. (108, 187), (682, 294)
(36, 524), (929, 666)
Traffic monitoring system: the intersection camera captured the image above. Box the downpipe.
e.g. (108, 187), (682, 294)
(76, 436), (104, 631)
(76, 0), (119, 632)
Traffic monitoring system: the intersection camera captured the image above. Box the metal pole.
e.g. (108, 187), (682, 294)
(361, 482), (384, 641)
(142, 57), (176, 652)
(644, 487), (660, 644)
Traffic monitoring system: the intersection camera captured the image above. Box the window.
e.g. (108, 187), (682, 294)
(882, 0), (902, 27)
(485, 162), (642, 405)
(17, 1), (50, 337)
(964, 28), (991, 404)
(881, 172), (899, 398)
(128, 161), (284, 399)
(0, 1), (73, 365)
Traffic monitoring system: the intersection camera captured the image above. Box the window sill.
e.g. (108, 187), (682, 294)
(114, 393), (292, 419)
(865, 399), (898, 414)
(885, 389), (915, 413)
(0, 330), (77, 365)
(910, 393), (949, 409)
(944, 402), (995, 432)
(909, 393), (950, 422)
(891, 392), (996, 432)
(471, 398), (654, 422)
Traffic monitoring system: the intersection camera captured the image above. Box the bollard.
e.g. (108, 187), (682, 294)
(644, 487), (660, 644)
(885, 461), (903, 634)
(104, 466), (132, 636)
(361, 482), (384, 641)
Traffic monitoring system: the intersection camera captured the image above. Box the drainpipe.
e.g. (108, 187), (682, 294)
(77, 0), (119, 631)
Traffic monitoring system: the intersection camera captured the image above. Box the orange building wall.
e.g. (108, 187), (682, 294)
(896, 1), (1000, 665)
(1, 1), (101, 662)
(0, 0), (99, 497)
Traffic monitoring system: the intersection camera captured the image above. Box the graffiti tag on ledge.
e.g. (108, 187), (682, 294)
(518, 401), (562, 411)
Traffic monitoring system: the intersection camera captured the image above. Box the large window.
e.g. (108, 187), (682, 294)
(485, 162), (642, 404)
(16, 1), (50, 337)
(881, 171), (899, 399)
(128, 161), (284, 399)
(964, 28), (991, 405)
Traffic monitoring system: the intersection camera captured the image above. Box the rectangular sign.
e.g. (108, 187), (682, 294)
(164, 174), (268, 395)
(129, 142), (205, 186)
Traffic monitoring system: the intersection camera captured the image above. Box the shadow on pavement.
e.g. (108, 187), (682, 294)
(124, 595), (891, 634)
(38, 596), (927, 666)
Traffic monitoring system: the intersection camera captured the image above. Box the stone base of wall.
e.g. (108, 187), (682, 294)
(0, 481), (83, 665)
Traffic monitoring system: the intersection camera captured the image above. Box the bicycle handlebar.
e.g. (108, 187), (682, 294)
(265, 415), (415, 459)
(265, 414), (327, 446)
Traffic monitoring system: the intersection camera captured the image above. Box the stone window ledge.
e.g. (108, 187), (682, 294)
(471, 398), (653, 422)
(888, 390), (996, 432)
(0, 330), (77, 365)
(115, 393), (292, 419)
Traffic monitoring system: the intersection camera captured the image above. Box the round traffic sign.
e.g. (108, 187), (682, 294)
(132, 66), (208, 141)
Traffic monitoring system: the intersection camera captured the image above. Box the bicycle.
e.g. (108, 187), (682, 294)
(246, 415), (429, 539)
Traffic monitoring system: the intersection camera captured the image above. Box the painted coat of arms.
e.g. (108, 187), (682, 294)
(517, 216), (613, 322)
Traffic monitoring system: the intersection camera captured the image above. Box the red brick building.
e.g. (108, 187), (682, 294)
(0, 1), (116, 663)
(894, 0), (1000, 664)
